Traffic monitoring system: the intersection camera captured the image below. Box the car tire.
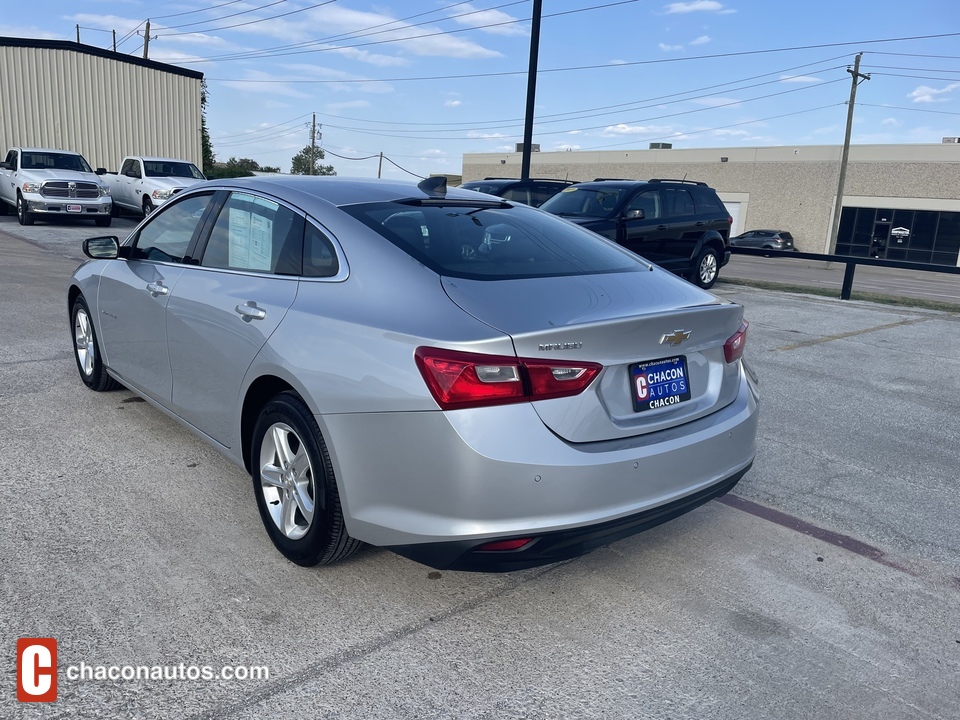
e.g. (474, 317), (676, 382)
(110, 202), (121, 217)
(0, 199), (7, 215)
(693, 246), (720, 289)
(142, 197), (154, 216)
(16, 193), (34, 226)
(95, 216), (112, 228)
(251, 392), (362, 567)
(71, 296), (121, 392)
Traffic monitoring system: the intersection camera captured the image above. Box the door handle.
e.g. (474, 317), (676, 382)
(695, 221), (705, 227)
(657, 225), (668, 230)
(235, 301), (266, 321)
(146, 281), (169, 296)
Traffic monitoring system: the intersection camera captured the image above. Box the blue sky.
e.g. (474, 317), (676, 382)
(3, 1), (959, 178)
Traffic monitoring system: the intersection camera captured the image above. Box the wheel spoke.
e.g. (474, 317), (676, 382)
(280, 490), (299, 537)
(271, 425), (295, 468)
(260, 465), (284, 488)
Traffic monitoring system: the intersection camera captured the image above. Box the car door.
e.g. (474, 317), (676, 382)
(734, 231), (758, 248)
(618, 189), (672, 261)
(96, 192), (217, 404)
(1, 149), (18, 204)
(657, 186), (700, 271)
(119, 158), (141, 207)
(165, 191), (304, 447)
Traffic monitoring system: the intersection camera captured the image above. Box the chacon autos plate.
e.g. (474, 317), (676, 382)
(630, 355), (691, 412)
(66, 204), (82, 213)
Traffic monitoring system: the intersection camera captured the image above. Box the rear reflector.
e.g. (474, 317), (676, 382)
(415, 347), (602, 410)
(724, 320), (748, 363)
(476, 538), (534, 552)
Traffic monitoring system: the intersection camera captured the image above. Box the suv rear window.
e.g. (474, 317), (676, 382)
(343, 202), (641, 280)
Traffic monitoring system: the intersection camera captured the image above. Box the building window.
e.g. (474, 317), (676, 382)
(835, 206), (960, 266)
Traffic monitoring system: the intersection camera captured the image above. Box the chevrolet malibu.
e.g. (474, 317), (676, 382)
(68, 176), (758, 571)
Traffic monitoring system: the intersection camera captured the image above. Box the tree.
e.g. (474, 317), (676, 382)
(290, 145), (336, 176)
(200, 79), (215, 175)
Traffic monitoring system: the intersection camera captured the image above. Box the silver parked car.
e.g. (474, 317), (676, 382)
(68, 176), (758, 571)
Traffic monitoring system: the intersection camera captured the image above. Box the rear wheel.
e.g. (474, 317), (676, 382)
(16, 193), (34, 226)
(72, 296), (120, 391)
(693, 247), (720, 289)
(251, 392), (361, 566)
(0, 199), (7, 215)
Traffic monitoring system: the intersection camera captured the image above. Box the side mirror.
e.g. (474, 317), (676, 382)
(624, 209), (645, 220)
(83, 236), (120, 260)
(95, 167), (107, 175)
(0, 162), (8, 170)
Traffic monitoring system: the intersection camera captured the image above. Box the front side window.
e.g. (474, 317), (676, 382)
(344, 201), (641, 280)
(201, 192), (304, 274)
(626, 190), (660, 220)
(539, 186), (625, 218)
(131, 193), (213, 263)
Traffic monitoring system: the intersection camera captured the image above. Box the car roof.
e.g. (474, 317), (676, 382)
(201, 175), (490, 207)
(18, 148), (82, 154)
(137, 157), (197, 163)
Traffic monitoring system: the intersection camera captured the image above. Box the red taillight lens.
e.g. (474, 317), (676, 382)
(415, 347), (602, 410)
(727, 216), (733, 225)
(724, 320), (748, 363)
(476, 538), (534, 552)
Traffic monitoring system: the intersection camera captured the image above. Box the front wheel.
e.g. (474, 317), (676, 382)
(251, 392), (361, 566)
(72, 296), (120, 391)
(693, 247), (720, 289)
(95, 216), (112, 228)
(16, 193), (34, 226)
(142, 197), (154, 216)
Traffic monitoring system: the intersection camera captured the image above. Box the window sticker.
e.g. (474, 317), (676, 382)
(227, 201), (274, 271)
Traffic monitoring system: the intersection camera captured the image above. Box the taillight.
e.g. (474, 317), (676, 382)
(415, 347), (601, 410)
(727, 216), (733, 225)
(476, 538), (534, 552)
(724, 320), (748, 363)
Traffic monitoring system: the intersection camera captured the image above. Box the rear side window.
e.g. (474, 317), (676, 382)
(691, 186), (727, 213)
(344, 202), (641, 280)
(661, 187), (695, 217)
(201, 192), (304, 274)
(303, 222), (340, 278)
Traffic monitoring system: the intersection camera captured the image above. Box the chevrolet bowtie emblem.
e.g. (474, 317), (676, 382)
(660, 329), (691, 346)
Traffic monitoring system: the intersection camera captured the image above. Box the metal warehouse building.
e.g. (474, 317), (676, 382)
(0, 36), (203, 172)
(462, 143), (960, 266)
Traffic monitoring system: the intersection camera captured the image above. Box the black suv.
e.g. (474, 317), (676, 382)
(459, 178), (577, 207)
(539, 179), (732, 288)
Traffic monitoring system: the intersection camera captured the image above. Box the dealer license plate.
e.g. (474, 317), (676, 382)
(66, 204), (82, 213)
(630, 356), (691, 412)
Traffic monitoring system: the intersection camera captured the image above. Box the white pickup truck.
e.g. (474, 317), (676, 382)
(0, 147), (112, 226)
(106, 156), (206, 216)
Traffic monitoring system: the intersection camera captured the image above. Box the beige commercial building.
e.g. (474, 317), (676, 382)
(462, 143), (960, 266)
(0, 36), (203, 171)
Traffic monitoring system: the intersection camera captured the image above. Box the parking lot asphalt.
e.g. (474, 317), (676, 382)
(2, 220), (959, 719)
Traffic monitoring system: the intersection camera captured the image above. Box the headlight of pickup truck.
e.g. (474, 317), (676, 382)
(22, 182), (42, 193)
(152, 189), (173, 200)
(99, 186), (111, 197)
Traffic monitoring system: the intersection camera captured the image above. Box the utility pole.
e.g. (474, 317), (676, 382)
(828, 52), (870, 255)
(142, 20), (151, 59)
(310, 114), (317, 176)
(112, 30), (117, 52)
(378, 152), (383, 179)
(76, 25), (80, 43)
(519, 0), (543, 180)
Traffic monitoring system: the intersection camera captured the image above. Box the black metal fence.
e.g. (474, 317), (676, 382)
(729, 247), (960, 300)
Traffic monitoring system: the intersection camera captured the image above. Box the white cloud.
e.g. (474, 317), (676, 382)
(601, 124), (674, 137)
(468, 131), (509, 139)
(881, 117), (902, 127)
(0, 23), (64, 39)
(907, 83), (960, 103)
(554, 144), (582, 151)
(780, 74), (822, 83)
(325, 100), (371, 112)
(330, 47), (409, 67)
(446, 3), (528, 36)
(221, 71), (311, 99)
(659, 43), (684, 51)
(445, 100), (462, 107)
(664, 1), (732, 13)
(280, 64), (395, 94)
(689, 35), (711, 45)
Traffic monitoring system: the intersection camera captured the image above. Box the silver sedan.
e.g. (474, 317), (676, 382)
(68, 176), (758, 571)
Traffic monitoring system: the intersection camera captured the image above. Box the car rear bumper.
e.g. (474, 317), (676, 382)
(319, 364), (758, 569)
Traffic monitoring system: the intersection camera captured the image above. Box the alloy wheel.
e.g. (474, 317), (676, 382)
(259, 422), (316, 541)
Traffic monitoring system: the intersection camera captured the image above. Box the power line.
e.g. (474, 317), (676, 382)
(158, 1), (338, 38)
(866, 65), (960, 73)
(212, 113), (314, 141)
(858, 103), (960, 116)
(870, 72), (960, 82)
(162, 0), (287, 30)
(207, 31), (960, 84)
(153, 0), (246, 21)
(190, 0), (642, 62)
(381, 155), (425, 179)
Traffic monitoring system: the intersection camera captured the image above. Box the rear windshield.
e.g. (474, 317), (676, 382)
(342, 201), (642, 280)
(539, 186), (625, 218)
(778, 231), (794, 240)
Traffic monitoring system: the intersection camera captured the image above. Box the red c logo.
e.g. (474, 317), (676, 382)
(17, 638), (57, 702)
